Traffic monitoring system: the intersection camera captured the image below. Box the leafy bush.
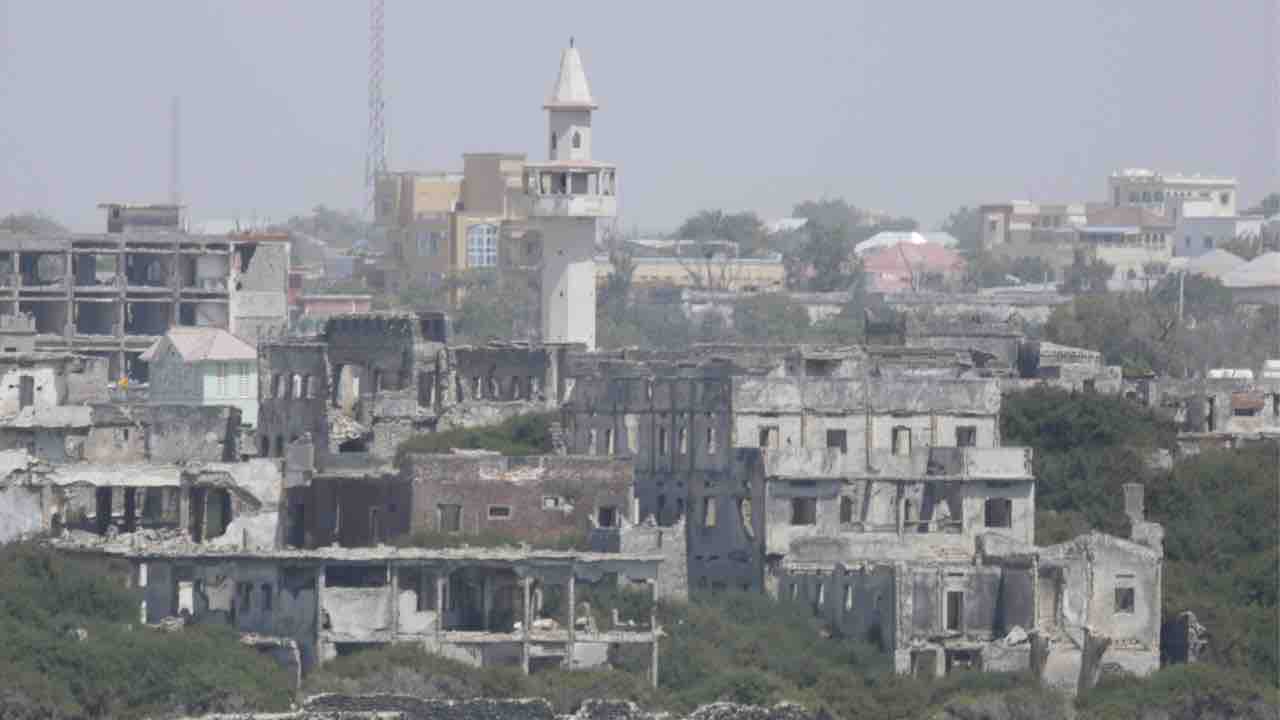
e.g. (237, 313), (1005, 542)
(1003, 388), (1279, 685)
(1079, 664), (1279, 720)
(0, 543), (290, 719)
(396, 412), (555, 462)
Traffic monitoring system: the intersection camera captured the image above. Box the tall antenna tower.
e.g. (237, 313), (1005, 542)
(364, 0), (387, 220)
(169, 96), (181, 206)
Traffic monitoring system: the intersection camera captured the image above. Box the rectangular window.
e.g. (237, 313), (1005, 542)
(702, 497), (717, 529)
(261, 583), (273, 612)
(1204, 236), (1213, 249)
(759, 425), (779, 449)
(946, 591), (964, 631)
(238, 581), (253, 612)
(597, 505), (618, 528)
(604, 428), (614, 454)
(438, 504), (461, 533)
(892, 427), (911, 456)
(956, 426), (977, 447)
(984, 498), (1012, 528)
(1115, 587), (1135, 614)
(542, 495), (562, 509)
(790, 498), (817, 525)
(706, 426), (717, 454)
(679, 427), (688, 455)
(826, 429), (847, 454)
(488, 505), (512, 519)
(844, 584), (853, 611)
(217, 362), (227, 395)
(840, 496), (854, 524)
(816, 583), (825, 608)
(588, 428), (598, 455)
(238, 362), (250, 396)
(658, 427), (668, 456)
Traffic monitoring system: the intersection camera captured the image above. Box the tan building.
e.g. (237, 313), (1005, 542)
(594, 253), (786, 291)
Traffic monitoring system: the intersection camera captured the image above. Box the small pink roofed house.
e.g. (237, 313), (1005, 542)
(860, 242), (965, 292)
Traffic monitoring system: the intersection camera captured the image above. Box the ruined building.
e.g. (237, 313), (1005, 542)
(0, 203), (290, 380)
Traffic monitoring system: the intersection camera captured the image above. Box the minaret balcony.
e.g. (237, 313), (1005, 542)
(524, 163), (618, 218)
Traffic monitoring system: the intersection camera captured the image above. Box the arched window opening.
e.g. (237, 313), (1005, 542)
(550, 132), (557, 151)
(571, 131), (581, 149)
(466, 224), (498, 268)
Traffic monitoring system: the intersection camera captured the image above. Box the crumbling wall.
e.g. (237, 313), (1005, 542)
(144, 405), (242, 462)
(404, 454), (633, 546)
(619, 515), (689, 600)
(309, 473), (411, 547)
(0, 485), (43, 542)
(230, 240), (290, 346)
(0, 362), (62, 416)
(257, 342), (330, 463)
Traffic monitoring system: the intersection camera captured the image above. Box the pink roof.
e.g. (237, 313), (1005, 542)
(860, 242), (964, 274)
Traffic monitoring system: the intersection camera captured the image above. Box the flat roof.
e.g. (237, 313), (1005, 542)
(51, 541), (665, 565)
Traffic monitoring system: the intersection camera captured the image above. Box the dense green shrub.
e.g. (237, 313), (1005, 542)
(396, 412), (555, 462)
(0, 543), (290, 719)
(1003, 388), (1278, 684)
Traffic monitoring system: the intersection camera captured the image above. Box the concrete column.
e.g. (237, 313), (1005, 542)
(521, 576), (533, 675)
(481, 574), (493, 631)
(315, 564), (326, 658)
(388, 562), (399, 637)
(565, 574), (576, 670)
(178, 488), (190, 540)
(436, 571), (447, 642)
(650, 576), (660, 688)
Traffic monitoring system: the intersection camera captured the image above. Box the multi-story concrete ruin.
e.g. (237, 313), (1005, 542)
(0, 203), (290, 380)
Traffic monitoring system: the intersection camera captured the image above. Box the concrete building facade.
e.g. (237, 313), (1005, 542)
(0, 205), (290, 380)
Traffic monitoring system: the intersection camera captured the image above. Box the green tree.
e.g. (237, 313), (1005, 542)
(940, 206), (983, 252)
(1063, 250), (1114, 294)
(0, 212), (67, 234)
(675, 210), (766, 255)
(732, 294), (812, 344)
(793, 222), (862, 292)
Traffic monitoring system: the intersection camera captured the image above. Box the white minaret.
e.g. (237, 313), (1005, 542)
(525, 40), (617, 351)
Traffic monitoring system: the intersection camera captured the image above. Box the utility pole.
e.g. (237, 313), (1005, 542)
(365, 0), (387, 221)
(169, 96), (181, 207)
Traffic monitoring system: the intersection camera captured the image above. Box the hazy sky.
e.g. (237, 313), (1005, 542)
(2, 1), (1276, 233)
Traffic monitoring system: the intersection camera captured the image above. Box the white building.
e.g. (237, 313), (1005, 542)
(522, 41), (617, 350)
(142, 327), (260, 427)
(1171, 214), (1265, 258)
(1107, 168), (1238, 220)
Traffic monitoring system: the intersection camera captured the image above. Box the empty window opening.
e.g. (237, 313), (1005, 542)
(945, 591), (964, 631)
(840, 496), (854, 524)
(678, 427), (688, 454)
(790, 497), (817, 525)
(571, 131), (581, 149)
(956, 426), (977, 447)
(597, 505), (618, 528)
(488, 505), (512, 520)
(438, 504), (462, 533)
(737, 497), (752, 535)
(1115, 575), (1136, 614)
(338, 437), (367, 453)
(706, 425), (718, 454)
(603, 428), (614, 454)
(588, 428), (598, 455)
(789, 583), (799, 601)
(826, 429), (847, 454)
(238, 581), (253, 612)
(702, 497), (717, 529)
(984, 498), (1012, 528)
(327, 564), (387, 588)
(891, 426), (912, 456)
(1206, 397), (1216, 432)
(844, 584), (853, 611)
(759, 425), (779, 449)
(658, 427), (668, 456)
(18, 375), (34, 410)
(292, 374), (303, 399)
(815, 583), (825, 609)
(261, 583), (273, 612)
